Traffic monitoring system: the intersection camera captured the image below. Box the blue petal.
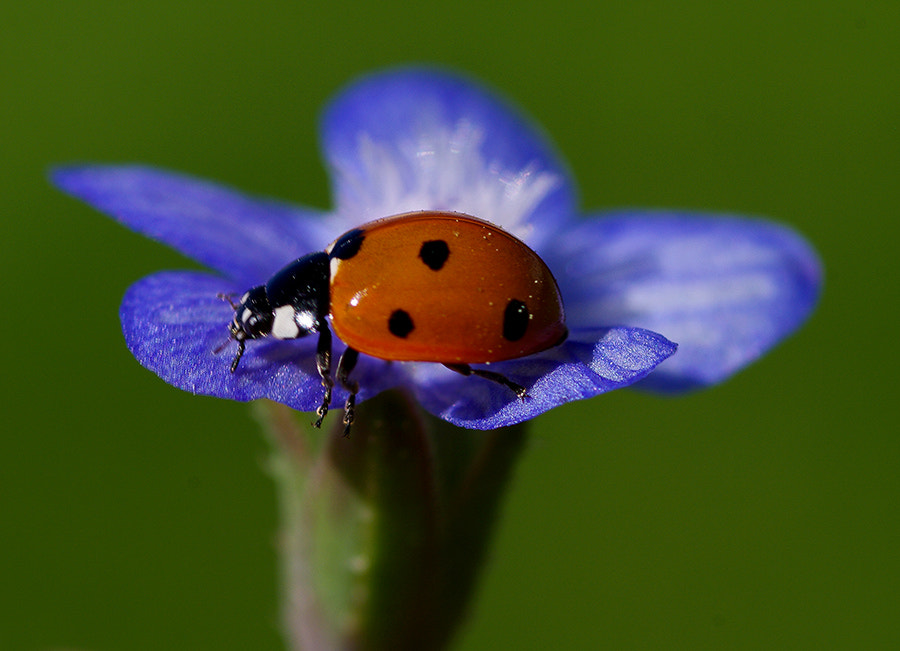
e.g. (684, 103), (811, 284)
(547, 212), (822, 391)
(53, 165), (332, 286)
(410, 327), (677, 429)
(121, 271), (410, 412)
(320, 67), (577, 248)
(122, 266), (674, 428)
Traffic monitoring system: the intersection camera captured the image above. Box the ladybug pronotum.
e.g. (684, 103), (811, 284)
(222, 211), (567, 433)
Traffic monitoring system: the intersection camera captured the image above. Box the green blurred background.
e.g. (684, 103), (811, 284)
(2, 1), (897, 649)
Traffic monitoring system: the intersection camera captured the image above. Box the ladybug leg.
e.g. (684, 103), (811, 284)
(228, 340), (246, 374)
(336, 347), (360, 437)
(313, 326), (334, 429)
(443, 363), (528, 399)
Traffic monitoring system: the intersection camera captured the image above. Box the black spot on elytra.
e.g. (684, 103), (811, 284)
(388, 309), (415, 338)
(419, 240), (450, 271)
(503, 299), (530, 342)
(330, 229), (365, 260)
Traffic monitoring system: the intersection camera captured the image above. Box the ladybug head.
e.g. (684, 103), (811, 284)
(229, 285), (275, 339)
(221, 286), (274, 372)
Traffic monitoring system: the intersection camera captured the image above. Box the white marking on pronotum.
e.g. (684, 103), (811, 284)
(272, 305), (300, 339)
(294, 310), (317, 333)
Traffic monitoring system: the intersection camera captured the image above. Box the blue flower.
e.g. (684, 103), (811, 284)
(53, 68), (821, 429)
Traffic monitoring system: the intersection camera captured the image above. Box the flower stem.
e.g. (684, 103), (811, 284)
(256, 391), (528, 651)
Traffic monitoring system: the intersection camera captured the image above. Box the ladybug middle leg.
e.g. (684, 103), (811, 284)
(443, 363), (528, 399)
(313, 326), (334, 428)
(336, 347), (360, 437)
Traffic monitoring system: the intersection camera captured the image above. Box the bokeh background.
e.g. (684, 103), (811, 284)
(3, 1), (897, 649)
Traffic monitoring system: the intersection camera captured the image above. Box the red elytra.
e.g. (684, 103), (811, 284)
(326, 211), (567, 364)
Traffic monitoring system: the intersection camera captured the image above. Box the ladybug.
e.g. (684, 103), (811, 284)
(222, 211), (567, 433)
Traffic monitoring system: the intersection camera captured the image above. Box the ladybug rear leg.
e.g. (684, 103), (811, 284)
(313, 326), (334, 428)
(336, 347), (360, 436)
(443, 363), (528, 399)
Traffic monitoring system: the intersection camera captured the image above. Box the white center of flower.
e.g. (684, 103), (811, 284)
(333, 122), (560, 241)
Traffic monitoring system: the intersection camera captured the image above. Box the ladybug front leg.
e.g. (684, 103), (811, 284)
(336, 347), (360, 437)
(313, 325), (334, 428)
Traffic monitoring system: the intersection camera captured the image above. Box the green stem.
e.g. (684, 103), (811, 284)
(255, 392), (528, 651)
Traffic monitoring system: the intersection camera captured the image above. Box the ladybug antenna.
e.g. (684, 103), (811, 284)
(212, 336), (232, 356)
(216, 292), (238, 309)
